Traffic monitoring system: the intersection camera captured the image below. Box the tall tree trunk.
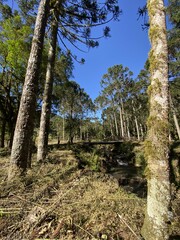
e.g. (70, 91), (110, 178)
(132, 103), (140, 141)
(134, 116), (140, 141)
(126, 115), (131, 140)
(8, 0), (50, 180)
(140, 123), (144, 139)
(170, 95), (180, 139)
(141, 0), (172, 239)
(113, 111), (119, 138)
(37, 8), (59, 161)
(110, 117), (114, 138)
(63, 116), (65, 142)
(119, 105), (124, 138)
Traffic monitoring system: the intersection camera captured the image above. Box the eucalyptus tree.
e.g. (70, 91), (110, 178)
(141, 0), (172, 239)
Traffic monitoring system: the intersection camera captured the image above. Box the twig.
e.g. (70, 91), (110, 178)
(117, 213), (142, 240)
(74, 223), (98, 239)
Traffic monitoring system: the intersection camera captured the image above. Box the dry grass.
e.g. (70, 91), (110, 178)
(0, 146), (179, 240)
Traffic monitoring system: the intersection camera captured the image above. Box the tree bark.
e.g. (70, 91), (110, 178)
(170, 95), (180, 139)
(0, 119), (6, 148)
(113, 111), (119, 138)
(63, 116), (65, 142)
(134, 115), (140, 141)
(126, 115), (131, 140)
(141, 0), (172, 239)
(119, 105), (124, 138)
(132, 102), (140, 141)
(37, 7), (59, 161)
(8, 0), (50, 180)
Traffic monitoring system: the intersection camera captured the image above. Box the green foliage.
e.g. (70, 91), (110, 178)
(78, 149), (101, 172)
(167, 0), (180, 79)
(73, 144), (102, 171)
(53, 79), (95, 143)
(0, 12), (33, 146)
(133, 145), (147, 175)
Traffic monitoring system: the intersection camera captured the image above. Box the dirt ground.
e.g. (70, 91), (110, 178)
(0, 147), (179, 240)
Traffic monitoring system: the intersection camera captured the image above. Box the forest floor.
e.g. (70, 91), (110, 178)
(0, 142), (180, 240)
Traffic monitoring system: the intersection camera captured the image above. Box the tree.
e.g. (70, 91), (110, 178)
(55, 80), (94, 143)
(141, 0), (172, 239)
(95, 64), (148, 141)
(37, 0), (120, 160)
(8, 0), (50, 180)
(0, 8), (32, 148)
(167, 0), (180, 140)
(37, 1), (59, 162)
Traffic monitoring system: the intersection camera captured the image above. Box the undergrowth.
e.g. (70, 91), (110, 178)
(0, 142), (179, 239)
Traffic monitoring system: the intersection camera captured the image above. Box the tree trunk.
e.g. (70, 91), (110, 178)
(134, 116), (140, 141)
(132, 103), (140, 141)
(0, 119), (6, 148)
(126, 115), (131, 140)
(8, 0), (50, 180)
(37, 7), (59, 161)
(113, 111), (119, 138)
(141, 0), (172, 239)
(170, 95), (180, 139)
(119, 105), (124, 138)
(140, 123), (144, 139)
(63, 116), (65, 142)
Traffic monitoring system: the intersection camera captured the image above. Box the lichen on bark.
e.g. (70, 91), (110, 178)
(141, 0), (172, 239)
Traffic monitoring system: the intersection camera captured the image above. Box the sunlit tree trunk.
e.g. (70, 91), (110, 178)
(170, 95), (180, 139)
(119, 105), (124, 138)
(37, 7), (59, 161)
(140, 123), (144, 139)
(141, 0), (172, 239)
(8, 0), (50, 180)
(121, 100), (127, 138)
(134, 116), (140, 141)
(126, 115), (131, 140)
(132, 102), (140, 141)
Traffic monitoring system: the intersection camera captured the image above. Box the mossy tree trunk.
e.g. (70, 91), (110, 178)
(8, 0), (50, 180)
(141, 0), (172, 239)
(37, 6), (59, 162)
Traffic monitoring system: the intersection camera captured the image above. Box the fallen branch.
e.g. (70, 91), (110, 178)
(74, 223), (97, 239)
(117, 213), (142, 240)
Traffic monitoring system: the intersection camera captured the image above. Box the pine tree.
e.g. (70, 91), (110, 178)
(8, 0), (50, 180)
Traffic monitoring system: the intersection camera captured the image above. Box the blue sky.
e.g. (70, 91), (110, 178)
(72, 0), (150, 101)
(8, 0), (150, 101)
